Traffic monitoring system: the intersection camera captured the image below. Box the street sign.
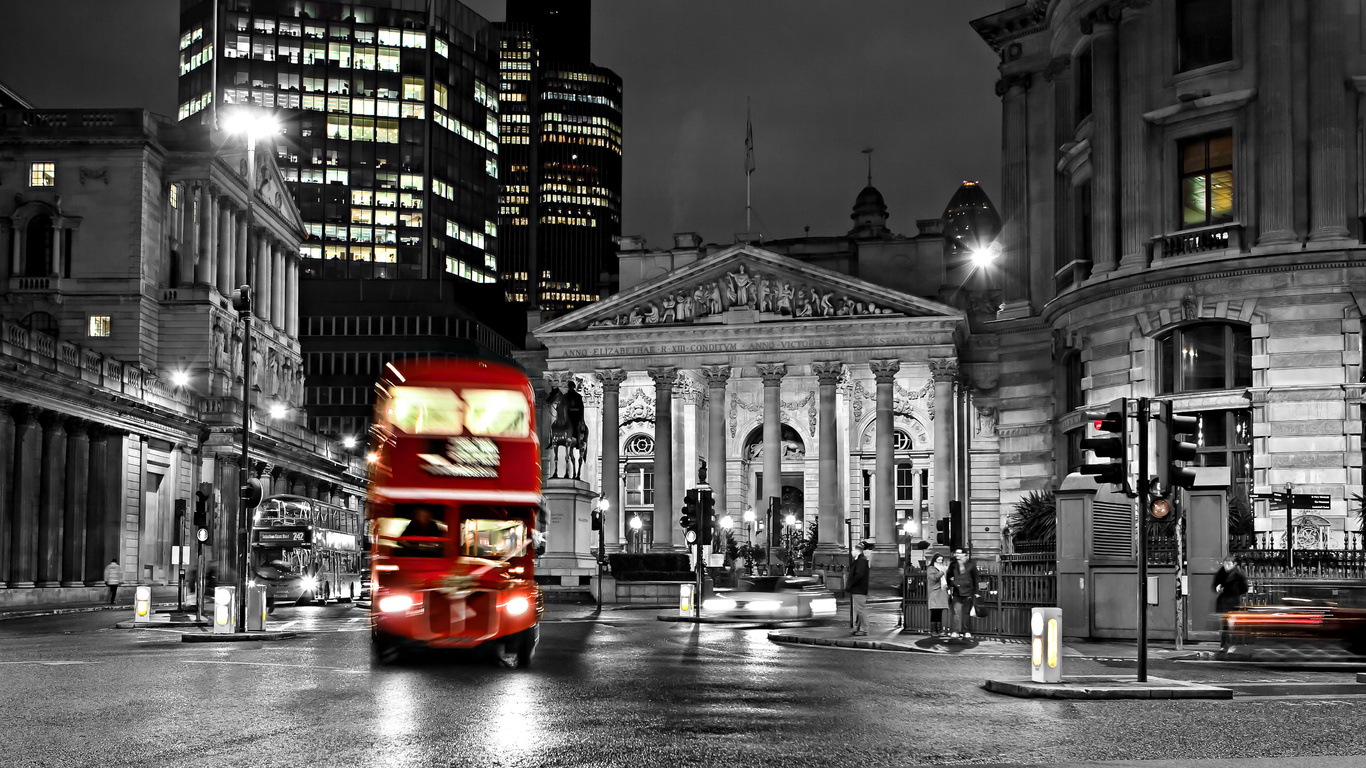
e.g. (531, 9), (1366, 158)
(1291, 494), (1332, 510)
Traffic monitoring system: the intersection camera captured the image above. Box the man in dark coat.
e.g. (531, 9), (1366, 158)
(847, 541), (871, 636)
(946, 548), (979, 639)
(1213, 556), (1248, 652)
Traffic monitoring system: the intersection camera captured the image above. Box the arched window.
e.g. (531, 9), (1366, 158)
(1156, 322), (1251, 394)
(24, 214), (53, 277)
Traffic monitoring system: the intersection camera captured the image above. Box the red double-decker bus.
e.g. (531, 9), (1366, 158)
(367, 357), (544, 666)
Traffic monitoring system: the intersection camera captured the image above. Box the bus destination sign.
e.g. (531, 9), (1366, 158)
(419, 436), (500, 478)
(255, 528), (311, 545)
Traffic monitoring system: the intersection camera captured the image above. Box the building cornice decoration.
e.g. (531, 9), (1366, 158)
(811, 360), (843, 386)
(870, 358), (901, 384)
(928, 358), (957, 382)
(78, 166), (109, 185)
(1043, 56), (1071, 82)
(647, 366), (678, 389)
(543, 370), (575, 392)
(756, 362), (787, 384)
(619, 388), (656, 426)
(700, 364), (732, 388)
(994, 72), (1033, 98)
(595, 368), (629, 392)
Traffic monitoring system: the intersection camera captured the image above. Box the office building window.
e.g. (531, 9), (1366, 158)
(895, 463), (914, 502)
(88, 316), (111, 337)
(1177, 0), (1233, 72)
(1156, 322), (1252, 394)
(30, 162), (55, 187)
(1180, 131), (1234, 228)
(625, 465), (654, 507)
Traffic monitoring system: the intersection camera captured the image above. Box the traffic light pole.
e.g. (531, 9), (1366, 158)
(1136, 397), (1150, 683)
(236, 135), (257, 634)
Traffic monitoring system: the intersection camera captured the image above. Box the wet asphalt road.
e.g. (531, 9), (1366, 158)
(3, 603), (1366, 768)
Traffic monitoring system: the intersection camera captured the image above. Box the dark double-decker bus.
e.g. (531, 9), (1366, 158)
(367, 357), (544, 666)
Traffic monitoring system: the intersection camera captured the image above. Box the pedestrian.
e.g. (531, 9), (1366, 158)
(946, 548), (979, 639)
(1213, 556), (1248, 652)
(847, 540), (871, 636)
(925, 553), (950, 636)
(103, 559), (123, 605)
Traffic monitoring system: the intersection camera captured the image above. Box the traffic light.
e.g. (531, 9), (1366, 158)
(194, 483), (212, 544)
(243, 477), (263, 510)
(591, 508), (602, 531)
(680, 488), (699, 544)
(700, 490), (716, 546)
(1155, 401), (1199, 493)
(949, 500), (964, 550)
(231, 285), (252, 315)
(935, 517), (950, 546)
(1080, 397), (1129, 489)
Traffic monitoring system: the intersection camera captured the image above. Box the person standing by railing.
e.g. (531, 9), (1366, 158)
(946, 548), (979, 639)
(926, 553), (950, 637)
(1213, 557), (1248, 653)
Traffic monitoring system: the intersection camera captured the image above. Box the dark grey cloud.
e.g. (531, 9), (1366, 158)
(0, 0), (1012, 250)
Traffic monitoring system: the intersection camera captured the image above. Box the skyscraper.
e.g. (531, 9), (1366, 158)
(177, 0), (502, 285)
(496, 2), (622, 310)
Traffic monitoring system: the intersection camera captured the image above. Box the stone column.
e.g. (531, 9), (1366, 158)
(1258, 0), (1296, 244)
(1117, 6), (1149, 269)
(1309, 1), (1349, 241)
(256, 235), (272, 323)
(218, 200), (235, 294)
(0, 404), (14, 586)
(9, 409), (41, 588)
(929, 358), (959, 529)
(194, 186), (212, 283)
(756, 363), (787, 539)
(1046, 57), (1078, 278)
(812, 361), (843, 556)
(648, 366), (677, 551)
(596, 369), (628, 551)
(83, 428), (109, 584)
(699, 364), (730, 521)
(1085, 10), (1119, 273)
(870, 360), (899, 552)
(235, 212), (248, 289)
(997, 73), (1032, 309)
(285, 252), (299, 337)
(37, 416), (67, 587)
(272, 243), (286, 329)
(61, 421), (90, 586)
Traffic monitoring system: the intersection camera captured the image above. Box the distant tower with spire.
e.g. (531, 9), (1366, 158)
(941, 180), (1002, 258)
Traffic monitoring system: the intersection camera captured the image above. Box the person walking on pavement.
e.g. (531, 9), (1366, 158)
(103, 559), (123, 605)
(925, 553), (950, 637)
(1213, 556), (1248, 653)
(847, 541), (871, 636)
(946, 548), (978, 639)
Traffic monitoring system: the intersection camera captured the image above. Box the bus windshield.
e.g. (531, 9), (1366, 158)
(459, 518), (526, 560)
(375, 503), (450, 558)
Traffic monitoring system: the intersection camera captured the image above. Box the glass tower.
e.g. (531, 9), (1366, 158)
(496, 2), (622, 310)
(177, 0), (501, 284)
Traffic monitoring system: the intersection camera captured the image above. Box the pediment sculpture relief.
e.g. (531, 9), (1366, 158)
(589, 264), (897, 328)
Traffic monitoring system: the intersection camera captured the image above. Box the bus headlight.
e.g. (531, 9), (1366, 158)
(301, 576), (318, 592)
(505, 595), (530, 616)
(378, 594), (414, 613)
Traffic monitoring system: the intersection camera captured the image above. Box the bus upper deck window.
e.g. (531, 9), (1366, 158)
(384, 386), (465, 435)
(462, 389), (529, 437)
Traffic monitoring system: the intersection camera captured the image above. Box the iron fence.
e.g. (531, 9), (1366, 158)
(904, 561), (1057, 638)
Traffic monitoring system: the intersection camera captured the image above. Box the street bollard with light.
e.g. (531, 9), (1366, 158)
(1030, 607), (1063, 683)
(133, 586), (152, 623)
(223, 106), (278, 633)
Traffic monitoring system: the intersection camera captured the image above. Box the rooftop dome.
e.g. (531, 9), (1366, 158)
(848, 185), (889, 238)
(942, 181), (1002, 255)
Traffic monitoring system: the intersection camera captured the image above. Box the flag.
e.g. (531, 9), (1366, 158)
(745, 107), (755, 176)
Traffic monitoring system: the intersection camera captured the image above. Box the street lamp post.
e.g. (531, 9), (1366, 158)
(784, 513), (797, 575)
(594, 496), (609, 606)
(628, 515), (642, 554)
(224, 107), (277, 633)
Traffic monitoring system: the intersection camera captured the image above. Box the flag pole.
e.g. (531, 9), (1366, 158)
(745, 97), (754, 233)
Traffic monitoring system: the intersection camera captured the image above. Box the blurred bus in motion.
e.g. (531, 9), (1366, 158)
(1225, 580), (1366, 655)
(367, 357), (544, 666)
(252, 494), (365, 606)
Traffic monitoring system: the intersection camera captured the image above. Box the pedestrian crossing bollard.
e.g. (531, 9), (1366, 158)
(133, 586), (152, 623)
(1030, 607), (1062, 683)
(679, 584), (695, 616)
(213, 586), (236, 634)
(247, 584), (267, 631)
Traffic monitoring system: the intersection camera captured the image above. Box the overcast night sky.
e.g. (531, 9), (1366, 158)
(0, 0), (1012, 250)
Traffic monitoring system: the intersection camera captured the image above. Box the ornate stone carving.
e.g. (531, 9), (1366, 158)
(647, 366), (678, 389)
(756, 362), (787, 385)
(595, 368), (628, 392)
(870, 358), (901, 384)
(585, 263), (897, 328)
(928, 358), (958, 382)
(975, 406), (998, 436)
(700, 364), (732, 388)
(543, 370), (575, 392)
(673, 375), (704, 404)
(1042, 56), (1071, 82)
(994, 72), (1033, 97)
(811, 361), (843, 386)
(78, 166), (110, 185)
(573, 374), (602, 407)
(1181, 293), (1198, 321)
(619, 389), (655, 425)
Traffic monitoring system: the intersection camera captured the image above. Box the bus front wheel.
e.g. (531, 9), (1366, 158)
(372, 631), (401, 665)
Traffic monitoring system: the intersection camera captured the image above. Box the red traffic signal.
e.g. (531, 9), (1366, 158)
(1080, 398), (1128, 487)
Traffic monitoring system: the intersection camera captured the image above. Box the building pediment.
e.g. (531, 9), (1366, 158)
(537, 243), (963, 335)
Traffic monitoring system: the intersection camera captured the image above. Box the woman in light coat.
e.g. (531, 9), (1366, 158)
(925, 553), (950, 636)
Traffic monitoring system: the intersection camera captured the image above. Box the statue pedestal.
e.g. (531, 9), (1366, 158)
(539, 478), (598, 585)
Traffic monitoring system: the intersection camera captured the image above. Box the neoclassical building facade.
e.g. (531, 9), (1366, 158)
(0, 108), (364, 607)
(973, 0), (1366, 548)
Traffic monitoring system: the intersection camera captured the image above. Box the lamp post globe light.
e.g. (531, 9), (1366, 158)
(224, 106), (278, 633)
(628, 515), (643, 553)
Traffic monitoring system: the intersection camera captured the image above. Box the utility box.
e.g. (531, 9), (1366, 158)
(1031, 607), (1063, 683)
(246, 584), (267, 630)
(133, 586), (152, 623)
(213, 586), (236, 634)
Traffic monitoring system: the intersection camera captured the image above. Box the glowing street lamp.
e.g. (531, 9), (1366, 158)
(269, 403), (288, 420)
(170, 370), (191, 387)
(969, 240), (1001, 268)
(341, 436), (357, 449)
(629, 514), (643, 553)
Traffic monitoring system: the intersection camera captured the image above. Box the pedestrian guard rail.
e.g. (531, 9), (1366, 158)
(903, 560), (1057, 638)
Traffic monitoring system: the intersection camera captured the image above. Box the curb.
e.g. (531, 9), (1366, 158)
(181, 631), (298, 643)
(983, 676), (1233, 700)
(0, 602), (181, 623)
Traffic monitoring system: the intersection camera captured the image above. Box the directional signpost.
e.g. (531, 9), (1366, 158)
(1253, 485), (1332, 568)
